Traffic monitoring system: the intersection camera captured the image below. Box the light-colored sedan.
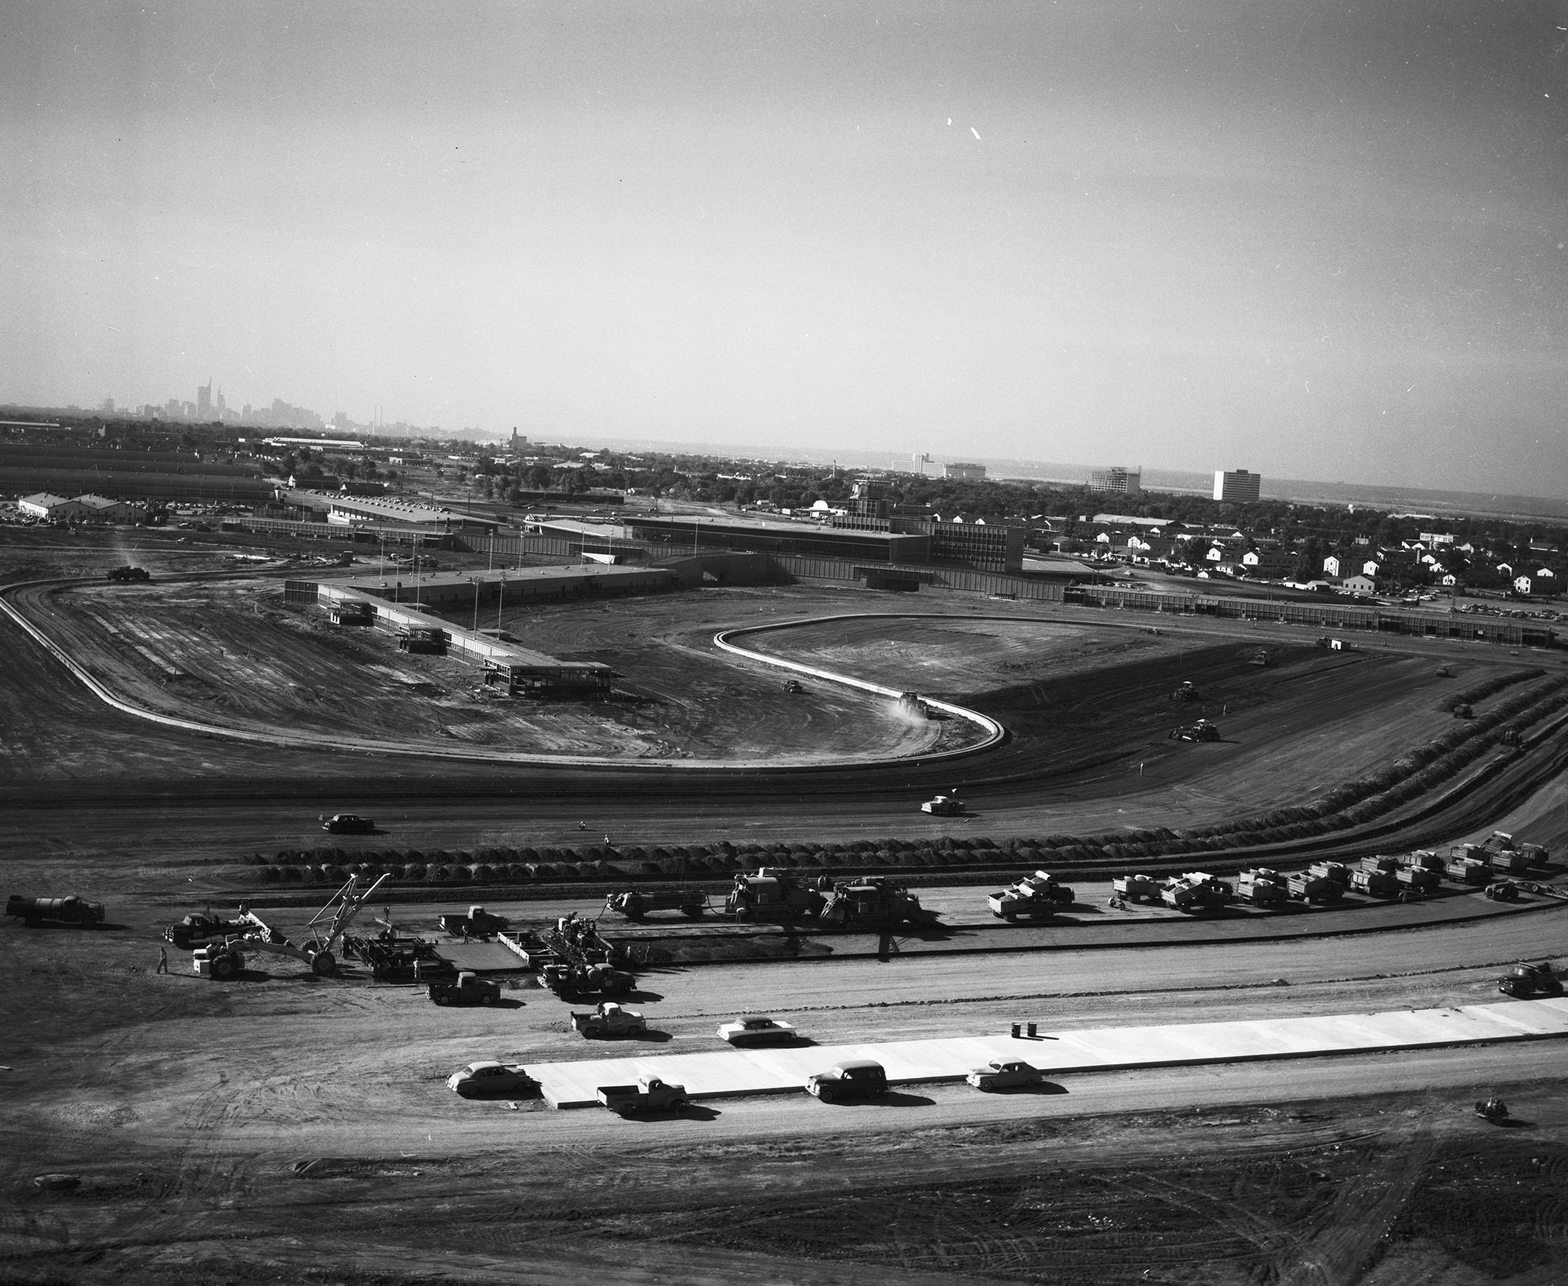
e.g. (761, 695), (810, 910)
(716, 1016), (798, 1045)
(965, 1058), (1045, 1092)
(445, 1061), (538, 1098)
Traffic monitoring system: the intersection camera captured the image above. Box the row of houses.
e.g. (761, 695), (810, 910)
(1069, 515), (1563, 598)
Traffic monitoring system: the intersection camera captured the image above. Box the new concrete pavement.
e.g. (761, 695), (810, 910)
(532, 996), (1568, 1108)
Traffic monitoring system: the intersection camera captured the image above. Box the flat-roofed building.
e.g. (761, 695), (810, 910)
(1213, 469), (1262, 502)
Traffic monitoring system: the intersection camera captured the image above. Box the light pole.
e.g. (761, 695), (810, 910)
(471, 578), (480, 632)
(496, 572), (505, 632)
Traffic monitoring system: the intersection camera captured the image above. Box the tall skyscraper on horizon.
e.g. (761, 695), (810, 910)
(196, 379), (212, 420)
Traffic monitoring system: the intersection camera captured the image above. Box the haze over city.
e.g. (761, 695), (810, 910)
(6, 2), (1568, 496)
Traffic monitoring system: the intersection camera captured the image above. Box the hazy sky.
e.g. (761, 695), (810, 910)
(5, 2), (1568, 493)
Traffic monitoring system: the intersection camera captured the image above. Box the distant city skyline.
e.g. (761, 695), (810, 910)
(6, 3), (1568, 496)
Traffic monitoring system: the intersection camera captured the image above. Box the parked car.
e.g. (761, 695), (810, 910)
(805, 1059), (887, 1102)
(446, 1061), (538, 1098)
(965, 1058), (1045, 1091)
(322, 813), (375, 834)
(716, 1015), (797, 1045)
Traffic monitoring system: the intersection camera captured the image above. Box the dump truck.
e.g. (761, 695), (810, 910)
(438, 905), (510, 937)
(1112, 873), (1163, 904)
(1286, 872), (1343, 905)
(725, 869), (828, 922)
(603, 888), (707, 921)
(1445, 856), (1491, 886)
(1350, 869), (1401, 899)
(570, 1002), (646, 1038)
(1498, 961), (1561, 998)
(1308, 861), (1353, 888)
(1479, 831), (1548, 870)
(1396, 866), (1441, 895)
(597, 1075), (687, 1115)
(821, 877), (940, 928)
(1160, 873), (1233, 912)
(427, 970), (501, 1006)
(1170, 719), (1221, 742)
(1237, 868), (1288, 906)
(987, 870), (1074, 920)
(6, 894), (105, 927)
(921, 795), (966, 816)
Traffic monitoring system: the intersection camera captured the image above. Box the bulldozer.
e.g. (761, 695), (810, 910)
(1171, 680), (1199, 702)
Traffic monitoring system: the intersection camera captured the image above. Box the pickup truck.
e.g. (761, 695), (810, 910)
(805, 1059), (887, 1102)
(570, 1002), (647, 1038)
(427, 971), (501, 1006)
(597, 1075), (688, 1115)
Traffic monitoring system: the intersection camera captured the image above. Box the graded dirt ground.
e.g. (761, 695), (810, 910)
(3, 528), (1567, 1285)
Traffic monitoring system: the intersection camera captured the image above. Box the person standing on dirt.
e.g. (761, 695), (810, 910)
(155, 946), (168, 974)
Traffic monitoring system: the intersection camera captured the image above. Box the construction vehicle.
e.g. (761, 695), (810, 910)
(5, 894), (105, 927)
(1480, 831), (1548, 869)
(1498, 961), (1561, 998)
(164, 911), (249, 948)
(1286, 872), (1343, 905)
(1308, 861), (1353, 889)
(1237, 868), (1289, 906)
(783, 679), (805, 694)
(1161, 872), (1234, 912)
(987, 870), (1075, 920)
(191, 873), (388, 979)
(597, 1075), (687, 1115)
(427, 970), (501, 1006)
(821, 877), (940, 928)
(570, 1001), (646, 1038)
(1483, 880), (1521, 902)
(1350, 869), (1401, 899)
(106, 565), (150, 582)
(1444, 854), (1491, 886)
(725, 868), (828, 922)
(1170, 719), (1221, 742)
(921, 795), (966, 816)
(1475, 1097), (1510, 1123)
(1451, 702), (1474, 719)
(1396, 866), (1441, 896)
(603, 888), (707, 921)
(438, 905), (510, 937)
(1171, 680), (1199, 702)
(541, 960), (635, 996)
(806, 1059), (888, 1102)
(1112, 873), (1163, 904)
(1248, 648), (1272, 666)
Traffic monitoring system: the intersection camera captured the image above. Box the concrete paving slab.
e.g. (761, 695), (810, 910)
(532, 997), (1568, 1108)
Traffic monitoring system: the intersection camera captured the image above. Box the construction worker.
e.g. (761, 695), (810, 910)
(155, 946), (168, 974)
